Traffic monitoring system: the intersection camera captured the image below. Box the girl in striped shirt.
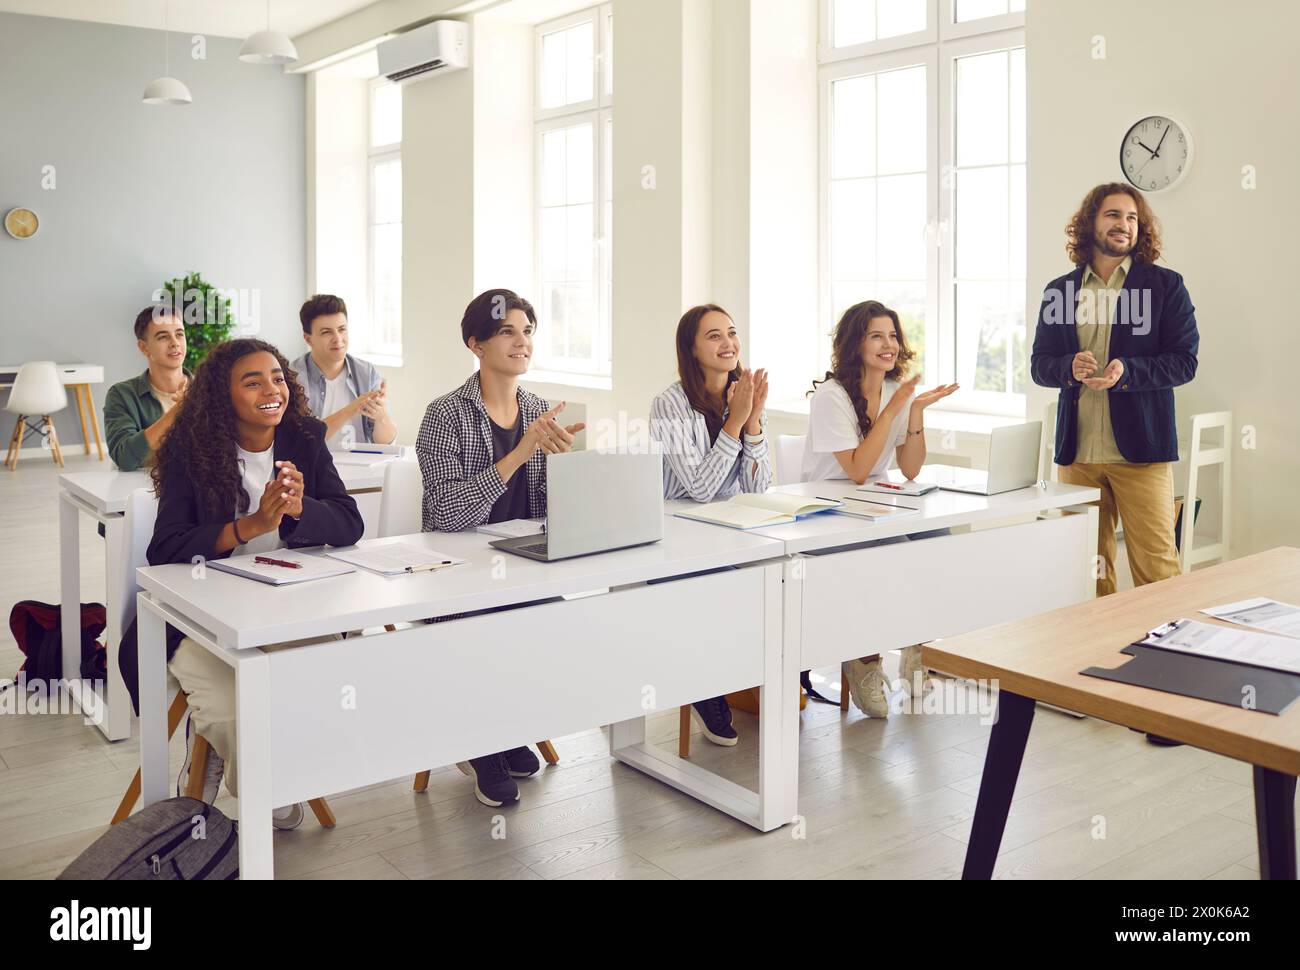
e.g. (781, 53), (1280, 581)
(649, 304), (771, 747)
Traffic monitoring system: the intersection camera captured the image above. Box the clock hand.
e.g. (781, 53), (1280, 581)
(1152, 125), (1171, 158)
(1137, 140), (1159, 155)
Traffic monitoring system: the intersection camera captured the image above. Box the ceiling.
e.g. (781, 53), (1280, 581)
(0, 0), (381, 40)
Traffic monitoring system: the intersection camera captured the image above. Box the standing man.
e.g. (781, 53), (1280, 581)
(1032, 182), (1198, 601)
(103, 305), (191, 471)
(291, 294), (398, 449)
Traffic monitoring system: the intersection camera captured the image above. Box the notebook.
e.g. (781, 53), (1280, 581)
(208, 550), (356, 586)
(833, 495), (921, 521)
(325, 542), (466, 576)
(674, 492), (841, 530)
(857, 475), (937, 497)
(476, 518), (547, 539)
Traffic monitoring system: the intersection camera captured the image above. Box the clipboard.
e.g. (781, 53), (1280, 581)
(1081, 641), (1300, 716)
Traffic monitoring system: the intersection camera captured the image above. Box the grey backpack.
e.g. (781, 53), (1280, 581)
(58, 797), (238, 880)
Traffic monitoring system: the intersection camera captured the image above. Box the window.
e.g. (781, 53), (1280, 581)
(820, 0), (1026, 415)
(534, 5), (613, 383)
(364, 78), (402, 363)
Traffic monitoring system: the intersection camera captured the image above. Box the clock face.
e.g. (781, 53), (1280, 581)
(1120, 116), (1192, 192)
(4, 207), (39, 239)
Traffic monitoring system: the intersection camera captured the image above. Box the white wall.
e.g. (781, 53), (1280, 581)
(1026, 0), (1300, 557)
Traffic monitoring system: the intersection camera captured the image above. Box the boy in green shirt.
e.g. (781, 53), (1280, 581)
(103, 306), (191, 471)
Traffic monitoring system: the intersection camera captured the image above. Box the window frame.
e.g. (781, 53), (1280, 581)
(818, 0), (1027, 418)
(531, 3), (613, 385)
(362, 76), (403, 367)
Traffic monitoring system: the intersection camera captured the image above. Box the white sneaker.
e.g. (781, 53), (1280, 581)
(899, 645), (932, 696)
(177, 715), (225, 804)
(843, 658), (890, 717)
(272, 803), (306, 831)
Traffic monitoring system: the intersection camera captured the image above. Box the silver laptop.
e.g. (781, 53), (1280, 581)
(928, 421), (1043, 496)
(490, 451), (665, 561)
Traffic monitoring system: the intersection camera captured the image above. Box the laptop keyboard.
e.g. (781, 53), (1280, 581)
(515, 538), (549, 555)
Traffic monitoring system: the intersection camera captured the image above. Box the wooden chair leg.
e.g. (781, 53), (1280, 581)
(840, 668), (850, 712)
(44, 416), (64, 467)
(412, 771), (432, 793)
(6, 415), (23, 470)
(307, 798), (336, 828)
(183, 736), (212, 800)
(112, 691), (190, 824)
(678, 704), (691, 759)
(536, 740), (559, 765)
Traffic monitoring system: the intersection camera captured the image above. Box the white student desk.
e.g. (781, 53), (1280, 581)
(57, 464), (390, 741)
(697, 473), (1103, 796)
(134, 520), (791, 879)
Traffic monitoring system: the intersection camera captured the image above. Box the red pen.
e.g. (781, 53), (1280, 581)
(255, 555), (302, 569)
(873, 481), (904, 490)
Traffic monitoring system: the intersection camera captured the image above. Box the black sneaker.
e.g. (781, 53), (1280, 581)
(457, 753), (520, 807)
(691, 696), (739, 747)
(503, 746), (541, 778)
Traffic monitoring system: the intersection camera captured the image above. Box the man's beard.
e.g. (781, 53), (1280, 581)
(1095, 229), (1134, 258)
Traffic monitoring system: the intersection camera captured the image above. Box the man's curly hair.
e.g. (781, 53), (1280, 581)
(1065, 182), (1162, 266)
(150, 338), (314, 517)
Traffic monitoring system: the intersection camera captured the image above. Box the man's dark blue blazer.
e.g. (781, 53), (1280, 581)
(1030, 259), (1198, 466)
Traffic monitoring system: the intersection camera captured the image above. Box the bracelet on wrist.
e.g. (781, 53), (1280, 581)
(233, 518), (248, 545)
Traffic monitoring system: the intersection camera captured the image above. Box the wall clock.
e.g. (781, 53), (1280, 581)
(1120, 115), (1192, 192)
(4, 207), (39, 239)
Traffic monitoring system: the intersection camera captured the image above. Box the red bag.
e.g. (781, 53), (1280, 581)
(6, 600), (107, 686)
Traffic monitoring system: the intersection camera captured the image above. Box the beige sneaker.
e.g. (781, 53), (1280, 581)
(899, 645), (932, 696)
(843, 658), (890, 717)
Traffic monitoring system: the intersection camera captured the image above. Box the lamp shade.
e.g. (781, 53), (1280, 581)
(238, 29), (298, 65)
(142, 75), (193, 105)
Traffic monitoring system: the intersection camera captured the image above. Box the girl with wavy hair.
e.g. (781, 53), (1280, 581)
(803, 301), (957, 716)
(123, 338), (364, 829)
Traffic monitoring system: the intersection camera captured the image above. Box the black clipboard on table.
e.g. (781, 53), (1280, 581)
(1081, 620), (1300, 715)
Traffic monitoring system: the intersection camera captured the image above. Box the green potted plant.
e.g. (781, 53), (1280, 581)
(161, 271), (237, 371)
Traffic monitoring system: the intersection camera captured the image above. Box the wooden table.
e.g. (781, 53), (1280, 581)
(925, 547), (1300, 880)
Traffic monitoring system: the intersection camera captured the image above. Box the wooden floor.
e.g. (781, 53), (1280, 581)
(0, 453), (1286, 880)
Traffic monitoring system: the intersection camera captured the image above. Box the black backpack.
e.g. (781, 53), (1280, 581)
(5, 599), (108, 687)
(58, 797), (239, 880)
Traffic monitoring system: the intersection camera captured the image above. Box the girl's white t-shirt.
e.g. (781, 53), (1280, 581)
(234, 444), (285, 557)
(801, 378), (910, 482)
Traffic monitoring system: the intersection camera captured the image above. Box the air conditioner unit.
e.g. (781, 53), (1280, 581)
(377, 20), (468, 85)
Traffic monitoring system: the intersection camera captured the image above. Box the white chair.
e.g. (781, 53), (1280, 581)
(111, 487), (336, 827)
(775, 434), (807, 486)
(1179, 410), (1232, 573)
(4, 361), (69, 470)
(1041, 401), (1058, 483)
(377, 455), (422, 538)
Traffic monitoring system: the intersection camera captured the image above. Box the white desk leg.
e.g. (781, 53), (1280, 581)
(100, 515), (131, 740)
(608, 714), (646, 754)
(58, 495), (80, 700)
(758, 562), (792, 831)
(780, 559), (805, 825)
(138, 598), (169, 807)
(236, 651), (274, 880)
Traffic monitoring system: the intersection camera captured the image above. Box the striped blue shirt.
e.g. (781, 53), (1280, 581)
(649, 381), (771, 502)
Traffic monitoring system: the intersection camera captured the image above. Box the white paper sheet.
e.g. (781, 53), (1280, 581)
(1200, 597), (1300, 639)
(1141, 618), (1300, 675)
(326, 542), (466, 576)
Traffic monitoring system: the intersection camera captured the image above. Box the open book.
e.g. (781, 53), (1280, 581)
(674, 493), (841, 530)
(208, 550), (356, 586)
